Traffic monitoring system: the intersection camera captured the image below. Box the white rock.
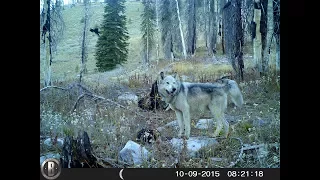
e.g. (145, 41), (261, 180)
(195, 119), (215, 129)
(40, 153), (61, 165)
(117, 92), (138, 105)
(119, 140), (149, 165)
(170, 137), (218, 157)
(43, 138), (64, 149)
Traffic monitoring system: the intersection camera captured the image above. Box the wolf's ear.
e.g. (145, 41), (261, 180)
(173, 72), (177, 78)
(160, 72), (164, 80)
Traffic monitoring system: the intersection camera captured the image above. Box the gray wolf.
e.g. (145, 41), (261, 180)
(157, 72), (243, 139)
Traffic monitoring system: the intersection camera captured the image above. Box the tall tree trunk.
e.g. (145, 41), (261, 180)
(186, 0), (196, 56)
(253, 1), (262, 73)
(204, 0), (208, 52)
(276, 35), (280, 72)
(155, 0), (160, 65)
(43, 0), (52, 86)
(222, 0), (244, 81)
(174, 0), (187, 59)
(273, 0), (280, 73)
(146, 24), (149, 64)
(80, 0), (89, 83)
(215, 0), (221, 46)
(262, 0), (273, 74)
(206, 0), (217, 57)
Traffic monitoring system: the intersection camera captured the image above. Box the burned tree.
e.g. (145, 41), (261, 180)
(222, 0), (245, 81)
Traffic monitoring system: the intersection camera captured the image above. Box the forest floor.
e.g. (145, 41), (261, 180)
(40, 2), (280, 168)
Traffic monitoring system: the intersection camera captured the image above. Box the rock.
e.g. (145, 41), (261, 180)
(117, 92), (138, 105)
(195, 119), (215, 129)
(40, 153), (61, 165)
(43, 138), (64, 149)
(170, 137), (219, 157)
(225, 114), (236, 123)
(253, 119), (266, 127)
(119, 140), (150, 165)
(157, 120), (179, 132)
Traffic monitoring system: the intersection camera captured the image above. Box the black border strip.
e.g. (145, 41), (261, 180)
(40, 168), (280, 180)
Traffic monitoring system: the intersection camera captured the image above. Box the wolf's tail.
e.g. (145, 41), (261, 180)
(220, 79), (244, 107)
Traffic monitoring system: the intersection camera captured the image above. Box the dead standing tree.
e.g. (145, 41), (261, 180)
(79, 0), (90, 83)
(41, 0), (53, 86)
(222, 0), (245, 81)
(41, 0), (65, 86)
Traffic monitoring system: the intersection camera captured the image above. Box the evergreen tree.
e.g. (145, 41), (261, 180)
(95, 0), (129, 71)
(141, 0), (156, 64)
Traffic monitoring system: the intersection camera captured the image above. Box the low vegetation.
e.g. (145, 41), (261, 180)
(40, 2), (280, 168)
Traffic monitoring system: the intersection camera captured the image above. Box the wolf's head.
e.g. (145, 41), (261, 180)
(158, 72), (180, 98)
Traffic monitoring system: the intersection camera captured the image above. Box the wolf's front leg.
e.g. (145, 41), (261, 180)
(182, 110), (191, 139)
(175, 111), (184, 138)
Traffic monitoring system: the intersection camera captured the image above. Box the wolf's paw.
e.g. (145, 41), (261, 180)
(184, 133), (190, 139)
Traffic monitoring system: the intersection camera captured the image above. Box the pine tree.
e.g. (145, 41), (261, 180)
(95, 0), (129, 71)
(141, 0), (156, 65)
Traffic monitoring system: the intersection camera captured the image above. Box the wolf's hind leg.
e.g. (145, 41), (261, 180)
(209, 98), (225, 137)
(222, 115), (229, 138)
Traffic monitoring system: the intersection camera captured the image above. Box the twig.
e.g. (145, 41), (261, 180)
(83, 159), (92, 168)
(71, 93), (105, 113)
(40, 86), (70, 92)
(71, 94), (85, 113)
(242, 144), (265, 151)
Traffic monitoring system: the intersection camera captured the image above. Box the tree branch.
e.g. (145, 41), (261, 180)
(40, 86), (70, 92)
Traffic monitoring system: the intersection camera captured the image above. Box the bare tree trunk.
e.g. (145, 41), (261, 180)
(262, 0), (273, 74)
(273, 0), (280, 73)
(215, 0), (221, 46)
(253, 2), (262, 73)
(43, 0), (52, 86)
(204, 0), (207, 51)
(276, 35), (280, 72)
(186, 0), (196, 56)
(146, 24), (149, 64)
(155, 0), (160, 65)
(222, 0), (244, 81)
(206, 0), (217, 57)
(174, 0), (187, 59)
(80, 0), (89, 83)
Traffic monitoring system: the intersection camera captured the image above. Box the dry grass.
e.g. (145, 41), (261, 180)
(40, 71), (280, 168)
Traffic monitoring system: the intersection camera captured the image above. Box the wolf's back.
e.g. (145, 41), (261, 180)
(220, 79), (244, 107)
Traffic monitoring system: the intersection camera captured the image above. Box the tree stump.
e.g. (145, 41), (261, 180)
(60, 131), (103, 168)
